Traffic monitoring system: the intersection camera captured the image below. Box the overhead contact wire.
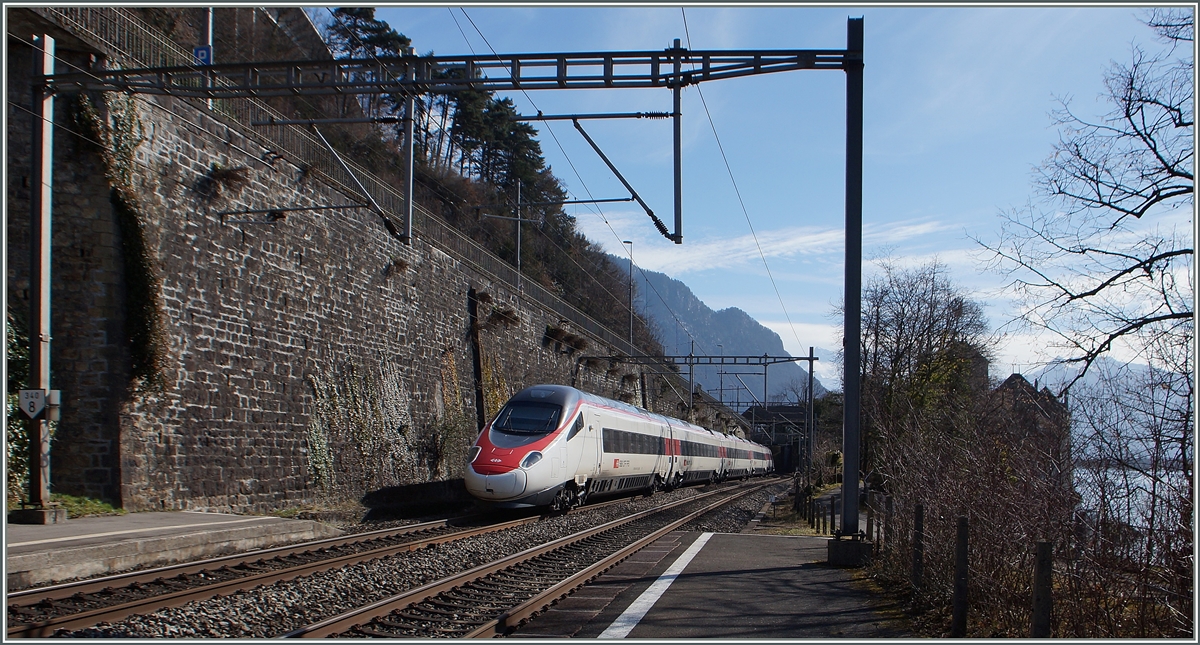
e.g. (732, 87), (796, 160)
(457, 7), (701, 406)
(681, 8), (807, 362)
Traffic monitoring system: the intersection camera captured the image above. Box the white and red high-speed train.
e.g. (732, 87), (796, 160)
(464, 384), (773, 510)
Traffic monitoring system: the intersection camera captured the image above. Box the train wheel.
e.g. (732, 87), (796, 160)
(552, 487), (575, 513)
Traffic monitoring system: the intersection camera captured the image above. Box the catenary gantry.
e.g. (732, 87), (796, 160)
(25, 21), (866, 543)
(41, 47), (855, 97)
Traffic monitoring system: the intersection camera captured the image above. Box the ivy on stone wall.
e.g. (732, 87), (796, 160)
(306, 359), (453, 498)
(439, 346), (463, 418)
(431, 413), (476, 480)
(434, 346), (476, 479)
(77, 94), (168, 391)
(4, 308), (59, 508)
(6, 310), (30, 507)
(304, 405), (334, 492)
(479, 345), (511, 424)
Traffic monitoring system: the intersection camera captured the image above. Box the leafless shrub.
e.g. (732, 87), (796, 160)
(486, 306), (519, 329)
(562, 334), (589, 354)
(197, 162), (251, 202)
(384, 257), (408, 278)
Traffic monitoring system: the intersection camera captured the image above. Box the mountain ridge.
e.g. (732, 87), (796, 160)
(616, 259), (830, 407)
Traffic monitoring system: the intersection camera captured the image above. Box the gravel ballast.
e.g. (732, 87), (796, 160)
(61, 482), (785, 638)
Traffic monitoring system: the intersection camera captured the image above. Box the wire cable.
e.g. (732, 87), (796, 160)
(455, 8), (705, 354)
(329, 7), (683, 359)
(457, 7), (701, 404)
(681, 7), (808, 363)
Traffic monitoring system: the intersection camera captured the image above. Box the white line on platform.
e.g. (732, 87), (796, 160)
(7, 516), (282, 547)
(598, 531), (713, 639)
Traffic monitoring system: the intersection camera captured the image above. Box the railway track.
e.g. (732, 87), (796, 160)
(10, 480), (778, 638)
(6, 513), (543, 638)
(285, 479), (778, 638)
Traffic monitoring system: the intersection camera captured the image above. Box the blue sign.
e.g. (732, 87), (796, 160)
(193, 45), (212, 66)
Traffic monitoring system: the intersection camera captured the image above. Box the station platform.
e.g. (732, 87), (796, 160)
(513, 520), (908, 638)
(5, 511), (342, 589)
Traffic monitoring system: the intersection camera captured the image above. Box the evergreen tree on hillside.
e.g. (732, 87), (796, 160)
(326, 8), (410, 58)
(326, 8), (411, 121)
(318, 11), (660, 356)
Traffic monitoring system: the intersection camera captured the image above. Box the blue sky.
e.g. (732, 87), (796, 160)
(340, 4), (1184, 386)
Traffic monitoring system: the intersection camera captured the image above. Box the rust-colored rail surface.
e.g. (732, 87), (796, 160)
(6, 515), (539, 638)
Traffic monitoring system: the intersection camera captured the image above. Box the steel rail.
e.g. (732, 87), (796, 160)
(6, 493), (643, 638)
(283, 479), (778, 638)
(5, 515), (539, 638)
(7, 517), (453, 602)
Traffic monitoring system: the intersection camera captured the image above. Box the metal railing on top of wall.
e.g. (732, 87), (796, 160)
(33, 6), (636, 357)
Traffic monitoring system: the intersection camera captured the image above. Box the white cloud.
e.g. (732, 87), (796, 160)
(757, 320), (843, 389)
(581, 216), (962, 277)
(863, 219), (957, 246)
(758, 320), (841, 355)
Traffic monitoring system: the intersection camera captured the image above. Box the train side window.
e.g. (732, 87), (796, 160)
(567, 414), (584, 441)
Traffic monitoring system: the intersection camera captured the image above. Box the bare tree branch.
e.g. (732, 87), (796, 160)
(981, 15), (1193, 391)
(1144, 8), (1194, 43)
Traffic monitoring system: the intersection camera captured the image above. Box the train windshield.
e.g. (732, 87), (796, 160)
(492, 402), (562, 435)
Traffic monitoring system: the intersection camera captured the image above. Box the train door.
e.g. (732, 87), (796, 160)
(564, 409), (596, 480)
(662, 423), (678, 487)
(656, 424), (671, 485)
(551, 435), (567, 479)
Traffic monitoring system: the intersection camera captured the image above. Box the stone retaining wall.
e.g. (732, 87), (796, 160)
(5, 10), (739, 514)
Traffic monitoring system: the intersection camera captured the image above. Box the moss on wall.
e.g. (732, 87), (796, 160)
(77, 93), (167, 391)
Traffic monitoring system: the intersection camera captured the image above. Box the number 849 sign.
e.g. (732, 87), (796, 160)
(19, 389), (45, 419)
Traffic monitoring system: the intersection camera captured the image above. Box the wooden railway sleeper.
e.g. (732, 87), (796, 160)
(522, 561), (569, 574)
(443, 589), (507, 604)
(506, 565), (561, 580)
(502, 571), (562, 585)
(356, 625), (417, 638)
(473, 575), (531, 590)
(396, 604), (485, 620)
(441, 592), (518, 609)
(424, 598), (493, 613)
(378, 617), (469, 636)
(422, 602), (507, 620)
(393, 610), (482, 625)
(471, 580), (535, 595)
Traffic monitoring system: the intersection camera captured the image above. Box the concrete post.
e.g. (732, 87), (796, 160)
(14, 35), (66, 525)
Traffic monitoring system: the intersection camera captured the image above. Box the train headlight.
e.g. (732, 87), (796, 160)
(520, 451), (543, 469)
(468, 446), (482, 464)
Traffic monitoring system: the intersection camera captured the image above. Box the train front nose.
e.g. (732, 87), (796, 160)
(464, 465), (528, 501)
